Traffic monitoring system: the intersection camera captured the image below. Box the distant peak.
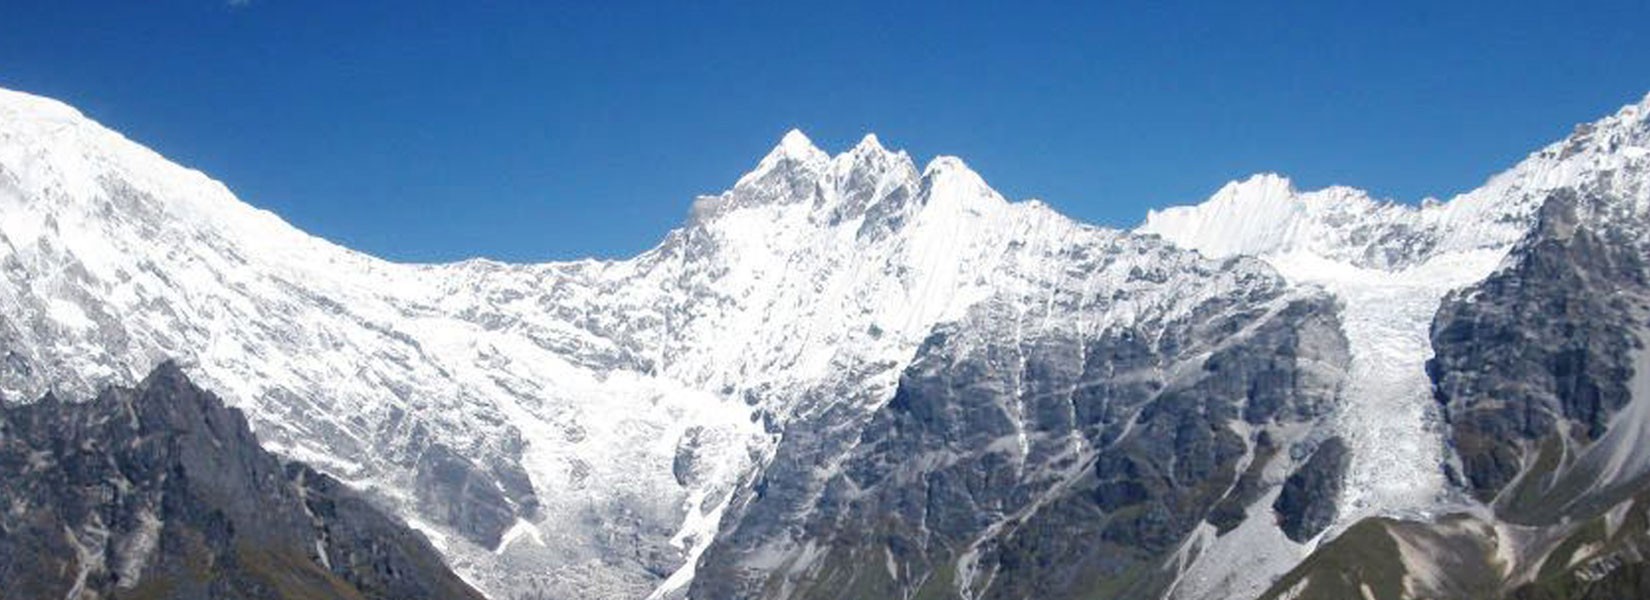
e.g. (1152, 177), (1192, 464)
(920, 155), (997, 196)
(834, 134), (913, 172)
(1195, 173), (1299, 210)
(852, 133), (885, 153)
(732, 129), (829, 190)
(921, 157), (993, 197)
(1223, 172), (1294, 194)
(774, 129), (822, 160)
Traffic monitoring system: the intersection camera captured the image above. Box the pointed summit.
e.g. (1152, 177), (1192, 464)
(833, 133), (910, 168)
(754, 129), (827, 170)
(852, 133), (885, 154)
(1211, 173), (1296, 207)
(762, 127), (831, 166)
(1138, 172), (1316, 259)
(830, 133), (912, 178)
(921, 156), (989, 189)
(735, 129), (828, 189)
(771, 129), (825, 162)
(920, 156), (995, 195)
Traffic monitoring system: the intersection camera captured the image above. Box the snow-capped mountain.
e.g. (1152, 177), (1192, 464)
(687, 94), (1650, 599)
(2, 84), (1648, 600)
(0, 87), (1277, 598)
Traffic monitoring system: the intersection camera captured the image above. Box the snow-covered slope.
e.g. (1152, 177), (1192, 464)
(0, 88), (750, 597)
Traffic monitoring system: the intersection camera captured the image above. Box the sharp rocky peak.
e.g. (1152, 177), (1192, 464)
(700, 129), (1020, 230)
(0, 361), (487, 600)
(762, 128), (828, 166)
(739, 129), (908, 185)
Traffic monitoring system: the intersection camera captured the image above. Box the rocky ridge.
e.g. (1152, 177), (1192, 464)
(0, 361), (485, 600)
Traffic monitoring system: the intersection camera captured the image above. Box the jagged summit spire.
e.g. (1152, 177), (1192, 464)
(726, 130), (813, 192)
(830, 133), (912, 179)
(734, 129), (828, 188)
(759, 130), (907, 167)
(851, 133), (885, 154)
(769, 129), (826, 162)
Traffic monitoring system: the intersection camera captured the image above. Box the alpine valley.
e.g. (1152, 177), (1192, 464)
(2, 85), (1650, 600)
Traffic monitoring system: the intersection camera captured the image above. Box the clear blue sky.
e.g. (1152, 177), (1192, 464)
(1, 1), (1646, 262)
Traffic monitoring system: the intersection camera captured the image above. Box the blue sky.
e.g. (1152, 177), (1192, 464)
(1, 1), (1646, 262)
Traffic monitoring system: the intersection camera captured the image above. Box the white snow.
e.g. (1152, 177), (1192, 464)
(406, 517), (451, 553)
(495, 519), (546, 555)
(47, 299), (95, 331)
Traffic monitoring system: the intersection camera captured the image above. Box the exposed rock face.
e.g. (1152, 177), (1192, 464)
(414, 443), (522, 549)
(1431, 190), (1650, 515)
(692, 268), (1352, 598)
(0, 362), (484, 600)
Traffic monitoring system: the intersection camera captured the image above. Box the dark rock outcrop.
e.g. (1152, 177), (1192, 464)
(415, 443), (519, 549)
(0, 361), (486, 600)
(1430, 190), (1650, 517)
(1273, 436), (1350, 543)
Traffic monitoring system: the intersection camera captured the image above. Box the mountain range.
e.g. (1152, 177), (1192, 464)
(1, 86), (1647, 599)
